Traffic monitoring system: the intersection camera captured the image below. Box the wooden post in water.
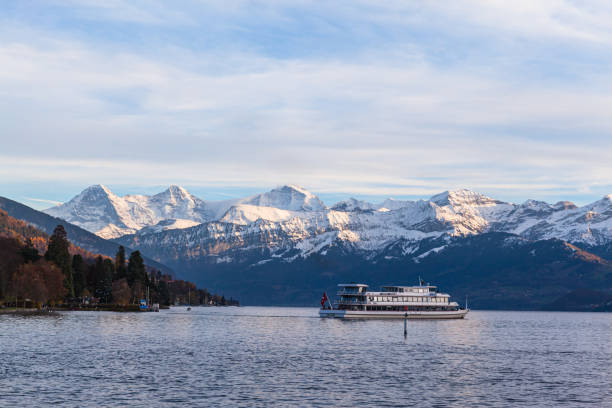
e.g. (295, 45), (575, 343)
(404, 312), (408, 337)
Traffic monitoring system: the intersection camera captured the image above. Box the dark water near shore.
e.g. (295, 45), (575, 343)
(1, 308), (611, 407)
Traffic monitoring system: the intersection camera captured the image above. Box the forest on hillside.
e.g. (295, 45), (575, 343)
(0, 209), (238, 308)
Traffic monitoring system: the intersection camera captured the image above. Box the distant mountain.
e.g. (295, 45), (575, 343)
(117, 231), (612, 307)
(44, 184), (326, 238)
(36, 184), (612, 307)
(0, 196), (173, 275)
(44, 184), (219, 238)
(47, 185), (612, 247)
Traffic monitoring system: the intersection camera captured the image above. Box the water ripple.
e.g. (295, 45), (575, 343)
(1, 308), (611, 407)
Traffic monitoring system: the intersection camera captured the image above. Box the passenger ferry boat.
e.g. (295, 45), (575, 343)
(319, 283), (468, 319)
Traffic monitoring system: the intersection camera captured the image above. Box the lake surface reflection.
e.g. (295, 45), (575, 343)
(1, 308), (611, 407)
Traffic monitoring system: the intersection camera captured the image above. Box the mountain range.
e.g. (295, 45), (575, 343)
(33, 184), (612, 307)
(45, 184), (612, 248)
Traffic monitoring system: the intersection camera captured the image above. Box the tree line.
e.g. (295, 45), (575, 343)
(0, 224), (238, 308)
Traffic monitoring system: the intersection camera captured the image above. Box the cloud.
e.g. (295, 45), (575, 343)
(23, 197), (64, 206)
(1, 1), (612, 205)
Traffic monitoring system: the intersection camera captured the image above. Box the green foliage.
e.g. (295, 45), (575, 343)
(127, 250), (147, 287)
(115, 245), (127, 280)
(93, 256), (114, 303)
(45, 225), (74, 297)
(72, 254), (85, 297)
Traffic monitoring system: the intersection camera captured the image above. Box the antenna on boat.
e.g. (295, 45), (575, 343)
(465, 295), (469, 310)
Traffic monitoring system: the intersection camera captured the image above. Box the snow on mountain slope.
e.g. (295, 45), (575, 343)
(45, 184), (140, 238)
(45, 184), (612, 254)
(505, 195), (612, 245)
(219, 205), (305, 225)
(44, 184), (326, 239)
(241, 185), (326, 211)
(113, 187), (612, 270)
(331, 198), (378, 212)
(45, 184), (216, 238)
(137, 219), (201, 235)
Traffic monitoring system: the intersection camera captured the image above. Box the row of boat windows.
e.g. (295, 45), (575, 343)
(338, 305), (457, 311)
(383, 288), (432, 293)
(365, 306), (455, 311)
(368, 296), (447, 303)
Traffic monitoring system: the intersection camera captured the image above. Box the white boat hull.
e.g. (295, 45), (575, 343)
(319, 309), (469, 319)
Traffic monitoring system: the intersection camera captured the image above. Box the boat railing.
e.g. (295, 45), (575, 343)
(336, 291), (366, 296)
(336, 299), (367, 305)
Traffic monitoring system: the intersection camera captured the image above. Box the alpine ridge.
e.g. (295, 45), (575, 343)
(47, 185), (612, 248)
(32, 185), (612, 306)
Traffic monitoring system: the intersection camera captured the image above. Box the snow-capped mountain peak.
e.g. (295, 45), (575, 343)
(165, 185), (191, 200)
(331, 198), (377, 212)
(242, 185), (326, 212)
(430, 189), (499, 207)
(44, 184), (612, 251)
(45, 184), (133, 238)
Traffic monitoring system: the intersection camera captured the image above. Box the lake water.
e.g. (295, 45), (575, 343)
(1, 308), (611, 407)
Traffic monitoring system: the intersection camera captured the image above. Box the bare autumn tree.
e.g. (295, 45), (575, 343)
(111, 278), (131, 305)
(0, 237), (23, 303)
(11, 260), (66, 306)
(38, 260), (66, 304)
(12, 263), (47, 307)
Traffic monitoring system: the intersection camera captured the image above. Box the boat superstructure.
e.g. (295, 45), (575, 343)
(319, 283), (468, 319)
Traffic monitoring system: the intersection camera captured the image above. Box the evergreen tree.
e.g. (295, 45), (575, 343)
(127, 250), (147, 287)
(158, 279), (170, 306)
(45, 225), (73, 297)
(72, 254), (85, 297)
(93, 256), (113, 303)
(115, 246), (127, 280)
(101, 259), (114, 303)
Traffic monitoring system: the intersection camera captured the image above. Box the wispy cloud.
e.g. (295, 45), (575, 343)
(1, 1), (612, 205)
(23, 197), (64, 206)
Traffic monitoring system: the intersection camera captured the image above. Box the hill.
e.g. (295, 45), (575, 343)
(0, 196), (174, 275)
(118, 231), (612, 308)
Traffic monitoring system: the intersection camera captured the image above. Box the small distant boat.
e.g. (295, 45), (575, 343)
(319, 281), (469, 319)
(187, 288), (192, 311)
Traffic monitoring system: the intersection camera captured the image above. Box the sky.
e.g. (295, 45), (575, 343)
(2, 1), (612, 209)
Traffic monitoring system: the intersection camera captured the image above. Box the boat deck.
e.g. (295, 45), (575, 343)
(319, 309), (469, 319)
